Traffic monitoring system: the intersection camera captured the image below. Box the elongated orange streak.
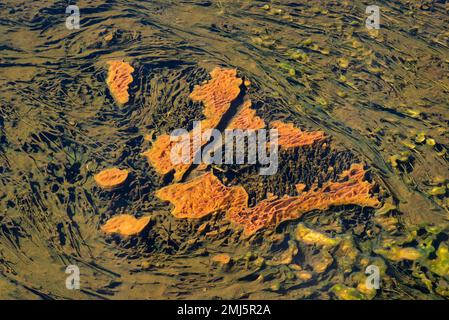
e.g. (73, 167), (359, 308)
(156, 164), (379, 236)
(101, 214), (150, 236)
(271, 121), (325, 149)
(229, 163), (379, 235)
(106, 60), (134, 105)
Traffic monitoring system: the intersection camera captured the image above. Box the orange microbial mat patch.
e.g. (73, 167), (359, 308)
(142, 129), (204, 181)
(190, 67), (243, 128)
(101, 214), (151, 236)
(156, 172), (248, 219)
(106, 60), (134, 105)
(228, 163), (380, 236)
(143, 67), (244, 181)
(227, 100), (266, 130)
(271, 120), (325, 149)
(145, 67), (379, 237)
(142, 134), (191, 179)
(94, 167), (129, 190)
(156, 164), (379, 236)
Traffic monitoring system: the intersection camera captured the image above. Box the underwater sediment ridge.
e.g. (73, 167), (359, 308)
(0, 0), (448, 301)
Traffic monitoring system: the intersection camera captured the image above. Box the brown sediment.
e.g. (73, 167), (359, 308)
(271, 120), (325, 149)
(94, 167), (129, 190)
(155, 172), (248, 219)
(228, 163), (379, 236)
(106, 60), (134, 105)
(101, 214), (151, 236)
(143, 67), (243, 181)
(227, 100), (266, 130)
(157, 164), (379, 236)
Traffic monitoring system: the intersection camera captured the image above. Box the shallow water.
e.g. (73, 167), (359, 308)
(0, 0), (449, 299)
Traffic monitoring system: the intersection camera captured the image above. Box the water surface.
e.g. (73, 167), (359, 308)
(1, 0), (449, 299)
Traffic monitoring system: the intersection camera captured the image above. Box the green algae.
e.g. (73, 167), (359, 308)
(429, 186), (446, 196)
(331, 284), (365, 300)
(427, 245), (449, 278)
(374, 246), (424, 262)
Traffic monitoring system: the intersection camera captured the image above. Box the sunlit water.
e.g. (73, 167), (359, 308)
(0, 0), (448, 299)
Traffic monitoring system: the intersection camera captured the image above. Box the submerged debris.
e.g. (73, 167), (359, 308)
(331, 284), (364, 300)
(336, 237), (359, 274)
(374, 246), (423, 262)
(267, 241), (298, 266)
(426, 244), (449, 277)
(310, 250), (333, 274)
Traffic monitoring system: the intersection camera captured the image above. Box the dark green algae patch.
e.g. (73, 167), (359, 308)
(0, 0), (449, 299)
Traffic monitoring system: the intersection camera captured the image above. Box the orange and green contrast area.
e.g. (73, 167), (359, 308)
(148, 68), (379, 238)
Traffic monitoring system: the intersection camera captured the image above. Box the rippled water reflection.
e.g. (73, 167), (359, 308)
(0, 0), (448, 299)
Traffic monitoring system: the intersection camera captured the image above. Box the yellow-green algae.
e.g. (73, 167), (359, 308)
(427, 244), (449, 278)
(295, 224), (340, 247)
(331, 284), (365, 300)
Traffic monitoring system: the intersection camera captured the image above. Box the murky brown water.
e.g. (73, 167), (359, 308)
(1, 0), (449, 299)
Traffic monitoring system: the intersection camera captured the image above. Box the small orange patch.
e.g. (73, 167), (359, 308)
(101, 214), (151, 236)
(271, 121), (325, 149)
(106, 60), (134, 105)
(295, 183), (306, 193)
(94, 167), (128, 190)
(212, 254), (231, 265)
